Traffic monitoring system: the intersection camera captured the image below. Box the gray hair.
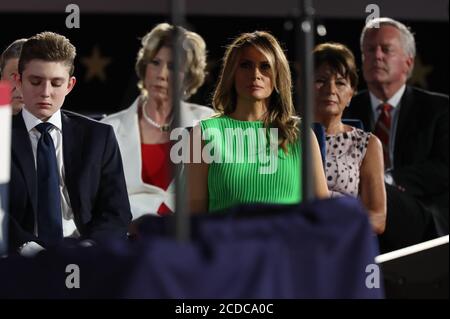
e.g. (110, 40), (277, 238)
(360, 17), (416, 77)
(0, 38), (27, 77)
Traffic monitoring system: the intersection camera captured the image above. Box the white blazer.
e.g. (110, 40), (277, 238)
(102, 97), (215, 220)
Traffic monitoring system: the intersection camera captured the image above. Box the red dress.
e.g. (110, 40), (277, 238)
(141, 142), (173, 216)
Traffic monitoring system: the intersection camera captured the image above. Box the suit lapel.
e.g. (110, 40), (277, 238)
(11, 113), (38, 215)
(116, 101), (143, 188)
(347, 90), (374, 132)
(366, 93), (375, 132)
(180, 101), (196, 127)
(393, 86), (414, 165)
(61, 111), (83, 217)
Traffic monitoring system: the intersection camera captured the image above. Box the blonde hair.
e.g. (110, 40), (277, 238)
(135, 22), (207, 99)
(213, 31), (298, 152)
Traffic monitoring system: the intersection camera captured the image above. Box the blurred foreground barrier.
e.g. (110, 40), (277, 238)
(0, 81), (12, 256)
(0, 197), (382, 298)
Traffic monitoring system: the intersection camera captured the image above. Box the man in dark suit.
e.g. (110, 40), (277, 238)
(345, 18), (449, 252)
(9, 31), (131, 255)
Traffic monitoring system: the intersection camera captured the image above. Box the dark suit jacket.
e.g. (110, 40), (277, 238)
(344, 86), (449, 235)
(9, 110), (132, 250)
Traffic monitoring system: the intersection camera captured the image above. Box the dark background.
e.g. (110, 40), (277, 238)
(0, 12), (448, 116)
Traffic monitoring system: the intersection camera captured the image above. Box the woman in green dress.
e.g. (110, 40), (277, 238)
(187, 31), (329, 213)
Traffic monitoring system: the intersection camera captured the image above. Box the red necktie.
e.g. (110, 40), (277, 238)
(374, 103), (393, 168)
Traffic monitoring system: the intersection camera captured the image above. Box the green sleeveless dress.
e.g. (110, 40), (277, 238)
(200, 115), (302, 212)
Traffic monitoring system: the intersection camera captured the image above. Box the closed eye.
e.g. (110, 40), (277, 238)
(381, 45), (393, 54)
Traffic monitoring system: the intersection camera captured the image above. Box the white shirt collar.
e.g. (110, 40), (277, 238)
(22, 107), (63, 133)
(369, 84), (406, 112)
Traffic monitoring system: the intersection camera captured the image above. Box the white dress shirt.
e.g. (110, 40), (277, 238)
(21, 108), (79, 238)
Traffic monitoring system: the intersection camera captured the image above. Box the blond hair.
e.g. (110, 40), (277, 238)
(135, 23), (207, 99)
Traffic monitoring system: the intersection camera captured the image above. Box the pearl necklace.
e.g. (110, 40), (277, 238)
(142, 103), (172, 132)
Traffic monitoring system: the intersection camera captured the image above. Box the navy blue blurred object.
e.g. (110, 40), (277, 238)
(0, 197), (383, 298)
(342, 118), (364, 130)
(35, 123), (63, 245)
(312, 122), (326, 167)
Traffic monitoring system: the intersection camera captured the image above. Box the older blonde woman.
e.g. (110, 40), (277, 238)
(102, 23), (214, 220)
(187, 31), (329, 213)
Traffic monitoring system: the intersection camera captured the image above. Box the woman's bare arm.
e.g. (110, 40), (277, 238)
(360, 135), (387, 234)
(186, 125), (209, 214)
